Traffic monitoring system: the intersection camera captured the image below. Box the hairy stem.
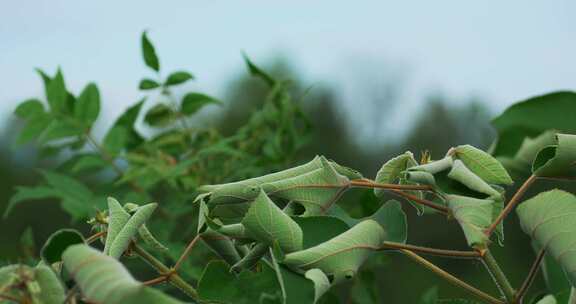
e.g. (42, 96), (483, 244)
(482, 250), (515, 303)
(515, 248), (546, 303)
(131, 244), (199, 301)
(380, 241), (480, 259)
(485, 175), (537, 236)
(400, 249), (504, 304)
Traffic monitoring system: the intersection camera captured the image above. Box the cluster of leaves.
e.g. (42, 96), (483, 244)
(2, 31), (576, 304)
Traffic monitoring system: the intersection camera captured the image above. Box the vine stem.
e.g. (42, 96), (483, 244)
(515, 248), (546, 303)
(481, 250), (515, 303)
(350, 179), (449, 214)
(131, 244), (199, 301)
(485, 175), (537, 237)
(380, 241), (480, 259)
(400, 249), (504, 304)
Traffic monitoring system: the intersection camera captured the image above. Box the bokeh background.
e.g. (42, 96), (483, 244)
(2, 1), (576, 302)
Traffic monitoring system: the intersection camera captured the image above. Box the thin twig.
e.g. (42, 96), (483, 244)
(390, 189), (449, 214)
(174, 234), (202, 271)
(380, 241), (480, 259)
(350, 179), (434, 191)
(485, 175), (537, 236)
(143, 276), (168, 286)
(85, 231), (106, 244)
(400, 249), (504, 304)
(516, 248), (546, 302)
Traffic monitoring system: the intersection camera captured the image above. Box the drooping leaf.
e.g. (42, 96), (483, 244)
(517, 190), (576, 286)
(447, 160), (501, 197)
(491, 91), (576, 157)
(139, 79), (160, 90)
(165, 71), (194, 86)
(231, 243), (269, 272)
(62, 244), (182, 304)
(201, 229), (242, 266)
(141, 31), (160, 72)
(446, 195), (494, 248)
(453, 145), (513, 185)
(180, 92), (221, 115)
(533, 133), (576, 178)
(144, 103), (176, 127)
(408, 156), (453, 174)
(75, 83), (100, 127)
(283, 220), (386, 282)
(41, 229), (85, 264)
(242, 190), (303, 252)
(374, 151), (418, 197)
(34, 264), (66, 304)
(15, 99), (44, 119)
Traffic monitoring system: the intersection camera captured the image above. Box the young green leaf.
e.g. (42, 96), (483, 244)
(453, 145), (513, 185)
(41, 229), (85, 264)
(103, 98), (145, 153)
(63, 244), (182, 304)
(532, 133), (576, 178)
(242, 190), (303, 252)
(139, 79), (160, 90)
(46, 68), (68, 114)
(180, 92), (221, 115)
(517, 190), (576, 286)
(283, 219), (386, 283)
(374, 151), (418, 197)
(141, 31), (160, 72)
(15, 99), (45, 119)
(144, 103), (176, 127)
(242, 53), (275, 87)
(108, 203), (157, 259)
(16, 112), (52, 145)
(104, 197), (131, 255)
(446, 195), (494, 248)
(75, 82), (100, 127)
(165, 71), (194, 86)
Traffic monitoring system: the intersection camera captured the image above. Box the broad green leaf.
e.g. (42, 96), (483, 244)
(517, 190), (576, 286)
(46, 69), (68, 114)
(242, 190), (303, 252)
(283, 219), (386, 282)
(447, 160), (501, 197)
(533, 134), (576, 178)
(34, 264), (66, 304)
(41, 229), (85, 264)
(139, 78), (160, 90)
(446, 195), (494, 248)
(104, 197), (131, 255)
(492, 91), (576, 157)
(141, 31), (160, 72)
(501, 131), (558, 174)
(144, 103), (176, 127)
(243, 53), (275, 87)
(453, 145), (513, 185)
(75, 83), (100, 127)
(108, 202), (157, 259)
(262, 158), (350, 216)
(70, 153), (107, 173)
(198, 260), (280, 304)
(329, 160), (363, 179)
(292, 216), (350, 249)
(40, 118), (82, 143)
(304, 269), (330, 303)
(180, 92), (221, 115)
(41, 170), (97, 220)
(15, 99), (44, 119)
(534, 240), (571, 298)
(16, 112), (52, 145)
(4, 186), (57, 217)
(103, 125), (129, 154)
(165, 71), (194, 86)
(63, 244), (182, 304)
(231, 243), (269, 272)
(374, 151), (418, 197)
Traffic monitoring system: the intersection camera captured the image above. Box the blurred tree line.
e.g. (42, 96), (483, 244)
(0, 57), (516, 302)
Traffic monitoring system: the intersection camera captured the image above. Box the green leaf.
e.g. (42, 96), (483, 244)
(517, 190), (576, 286)
(231, 243), (269, 272)
(446, 195), (494, 248)
(35, 264), (66, 304)
(103, 125), (129, 154)
(198, 260), (280, 304)
(447, 160), (501, 197)
(242, 190), (303, 252)
(201, 229), (242, 265)
(243, 53), (275, 87)
(103, 98), (145, 153)
(40, 118), (82, 143)
(16, 112), (52, 145)
(533, 134), (576, 178)
(293, 216), (350, 249)
(453, 145), (513, 185)
(46, 69), (68, 114)
(62, 244), (182, 304)
(70, 153), (108, 173)
(534, 295), (557, 304)
(283, 219), (386, 283)
(41, 170), (97, 220)
(4, 186), (57, 217)
(165, 71), (194, 86)
(374, 151), (418, 196)
(104, 197), (131, 255)
(141, 31), (160, 72)
(419, 286), (438, 304)
(139, 78), (160, 90)
(15, 99), (45, 119)
(41, 229), (85, 264)
(180, 92), (221, 115)
(492, 91), (576, 157)
(108, 202), (157, 259)
(138, 224), (168, 253)
(75, 82), (100, 127)
(144, 103), (176, 127)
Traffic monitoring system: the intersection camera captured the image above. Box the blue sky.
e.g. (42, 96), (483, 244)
(2, 0), (576, 137)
